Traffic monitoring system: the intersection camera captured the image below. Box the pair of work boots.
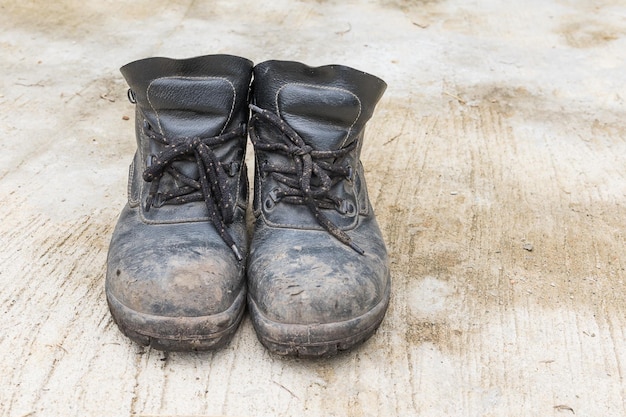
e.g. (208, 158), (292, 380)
(105, 55), (390, 357)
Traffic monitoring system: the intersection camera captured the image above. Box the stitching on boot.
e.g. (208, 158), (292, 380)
(138, 76), (242, 225)
(274, 83), (362, 149)
(146, 76), (238, 135)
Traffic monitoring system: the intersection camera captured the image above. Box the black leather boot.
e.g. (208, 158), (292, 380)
(106, 55), (252, 351)
(247, 60), (391, 357)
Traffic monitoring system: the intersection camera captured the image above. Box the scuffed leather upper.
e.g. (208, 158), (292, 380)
(248, 60), (390, 324)
(121, 56), (252, 224)
(107, 55), (252, 317)
(251, 61), (387, 231)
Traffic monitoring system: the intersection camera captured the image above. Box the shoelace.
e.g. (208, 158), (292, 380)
(248, 104), (364, 255)
(142, 122), (246, 261)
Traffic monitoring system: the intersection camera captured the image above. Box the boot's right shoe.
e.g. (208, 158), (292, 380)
(247, 60), (391, 357)
(105, 55), (252, 351)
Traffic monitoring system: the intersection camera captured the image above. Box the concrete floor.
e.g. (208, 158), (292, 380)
(2, 0), (626, 416)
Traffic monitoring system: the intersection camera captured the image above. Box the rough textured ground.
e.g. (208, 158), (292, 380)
(1, 0), (626, 416)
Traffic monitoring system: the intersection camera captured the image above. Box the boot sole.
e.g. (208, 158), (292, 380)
(106, 285), (246, 351)
(248, 284), (390, 358)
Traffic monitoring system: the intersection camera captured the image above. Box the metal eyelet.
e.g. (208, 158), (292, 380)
(142, 120), (153, 135)
(264, 188), (281, 211)
(264, 198), (275, 211)
(152, 193), (165, 208)
(127, 88), (137, 104)
(346, 164), (354, 181)
(144, 195), (152, 212)
(146, 154), (155, 167)
(337, 199), (356, 217)
(227, 161), (240, 177)
(144, 192), (165, 211)
(260, 159), (269, 178)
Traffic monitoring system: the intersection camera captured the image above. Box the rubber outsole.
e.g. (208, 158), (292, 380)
(247, 284), (391, 358)
(106, 285), (246, 351)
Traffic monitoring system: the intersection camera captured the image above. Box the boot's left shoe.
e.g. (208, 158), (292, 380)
(106, 55), (252, 351)
(247, 60), (391, 357)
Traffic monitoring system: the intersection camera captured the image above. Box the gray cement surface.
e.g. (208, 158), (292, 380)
(2, 1), (626, 416)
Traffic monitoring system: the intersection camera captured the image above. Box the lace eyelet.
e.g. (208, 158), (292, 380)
(142, 120), (152, 133)
(227, 161), (240, 177)
(152, 193), (165, 208)
(127, 88), (137, 104)
(144, 196), (152, 212)
(346, 164), (354, 181)
(264, 188), (281, 211)
(264, 198), (275, 211)
(337, 199), (357, 217)
(144, 192), (165, 211)
(146, 154), (155, 168)
(260, 160), (269, 178)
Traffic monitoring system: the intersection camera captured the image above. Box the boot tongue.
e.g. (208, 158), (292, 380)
(276, 83), (361, 151)
(145, 77), (235, 138)
(142, 77), (236, 179)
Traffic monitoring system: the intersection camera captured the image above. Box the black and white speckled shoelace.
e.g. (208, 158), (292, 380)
(142, 122), (246, 261)
(248, 104), (364, 255)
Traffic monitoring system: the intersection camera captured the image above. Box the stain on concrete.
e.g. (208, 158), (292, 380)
(0, 0), (173, 39)
(559, 19), (622, 48)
